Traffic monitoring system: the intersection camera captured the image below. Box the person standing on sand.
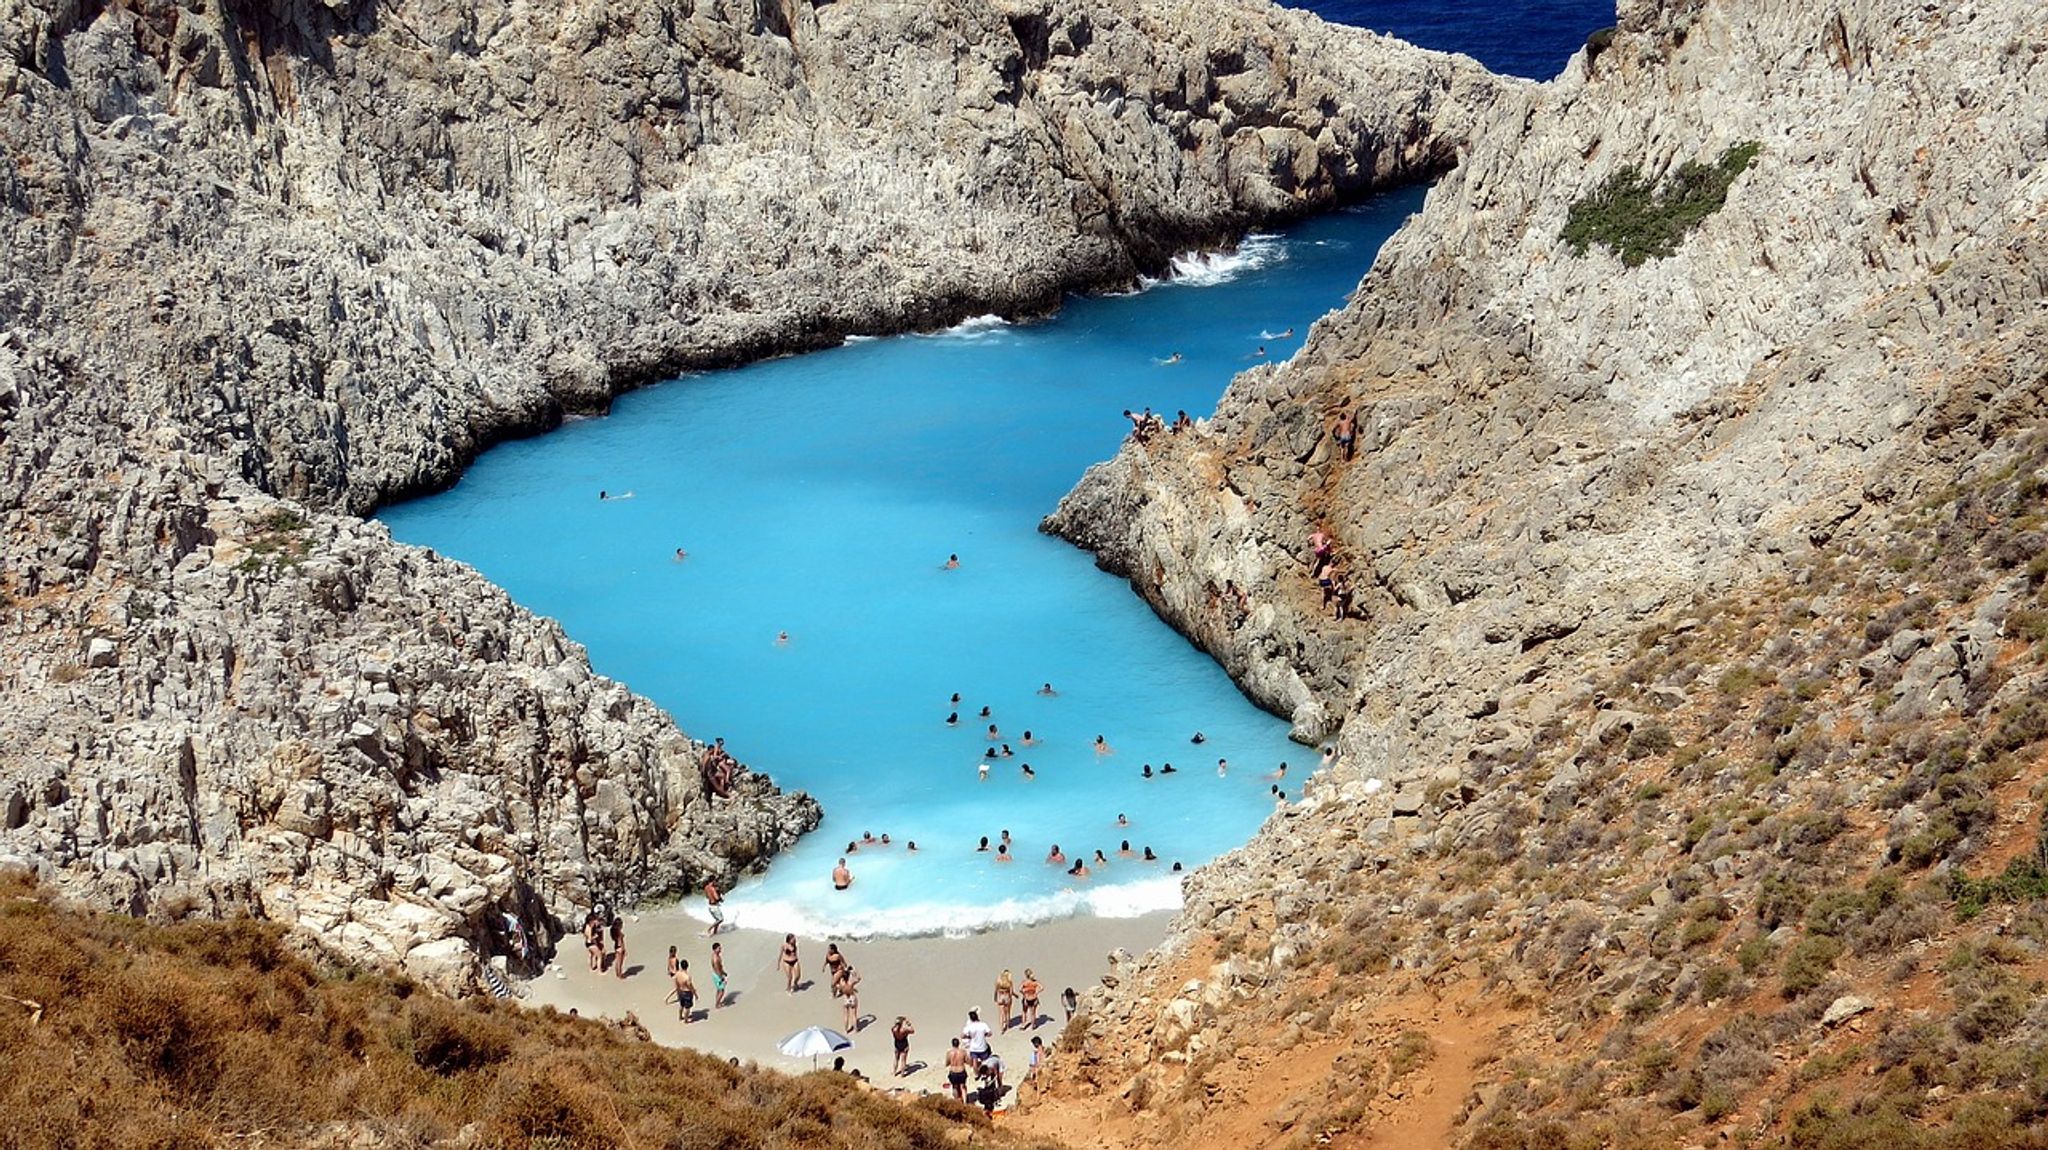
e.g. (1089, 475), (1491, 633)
(892, 1016), (915, 1077)
(945, 1038), (970, 1101)
(703, 879), (725, 936)
(583, 913), (604, 971)
(962, 1009), (993, 1067)
(674, 961), (699, 1022)
(833, 857), (853, 890)
(837, 964), (862, 1032)
(1019, 969), (1042, 1029)
(710, 941), (729, 1008)
(780, 933), (802, 993)
(1062, 987), (1079, 1020)
(667, 945), (679, 979)
(994, 969), (1016, 1032)
(611, 915), (627, 979)
(823, 943), (847, 991)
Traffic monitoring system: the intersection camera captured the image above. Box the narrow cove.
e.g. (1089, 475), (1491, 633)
(380, 189), (1425, 938)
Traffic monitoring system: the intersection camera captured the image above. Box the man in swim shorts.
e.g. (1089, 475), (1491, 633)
(671, 959), (697, 1023)
(1019, 968), (1042, 1029)
(710, 941), (728, 1008)
(833, 858), (853, 890)
(703, 879), (725, 936)
(945, 1039), (970, 1101)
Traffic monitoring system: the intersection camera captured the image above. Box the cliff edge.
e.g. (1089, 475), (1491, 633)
(0, 0), (1507, 985)
(1040, 0), (2048, 1144)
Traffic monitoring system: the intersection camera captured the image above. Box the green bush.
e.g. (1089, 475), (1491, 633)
(1782, 936), (1844, 997)
(1562, 143), (1762, 266)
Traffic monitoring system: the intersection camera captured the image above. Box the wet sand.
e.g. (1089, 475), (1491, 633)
(518, 905), (1175, 1098)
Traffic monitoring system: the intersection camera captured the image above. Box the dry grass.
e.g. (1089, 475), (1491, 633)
(0, 877), (1064, 1149)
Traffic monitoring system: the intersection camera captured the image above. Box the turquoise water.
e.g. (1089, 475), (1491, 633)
(382, 188), (1424, 937)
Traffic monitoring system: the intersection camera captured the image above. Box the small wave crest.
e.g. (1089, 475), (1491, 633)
(688, 875), (1184, 940)
(924, 314), (1012, 340)
(1151, 233), (1288, 289)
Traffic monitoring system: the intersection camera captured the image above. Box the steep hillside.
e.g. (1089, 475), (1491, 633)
(1037, 0), (2048, 1145)
(0, 0), (1507, 978)
(0, 871), (1060, 1149)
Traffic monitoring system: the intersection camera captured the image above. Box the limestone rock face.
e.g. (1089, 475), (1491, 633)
(0, 0), (1504, 976)
(1047, 0), (2048, 1010)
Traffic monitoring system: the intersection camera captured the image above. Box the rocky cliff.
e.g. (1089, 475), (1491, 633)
(0, 0), (1505, 984)
(1038, 0), (2048, 1144)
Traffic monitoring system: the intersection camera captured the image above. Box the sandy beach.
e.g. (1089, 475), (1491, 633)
(517, 903), (1175, 1099)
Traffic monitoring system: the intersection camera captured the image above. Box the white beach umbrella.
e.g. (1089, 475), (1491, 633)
(777, 1025), (854, 1068)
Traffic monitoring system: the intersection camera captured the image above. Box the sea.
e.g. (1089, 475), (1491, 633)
(379, 1), (1613, 939)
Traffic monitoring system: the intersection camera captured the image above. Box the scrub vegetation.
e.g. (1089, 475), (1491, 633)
(0, 875), (1057, 1150)
(1561, 142), (1762, 265)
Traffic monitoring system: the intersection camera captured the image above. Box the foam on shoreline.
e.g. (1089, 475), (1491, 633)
(687, 874), (1184, 941)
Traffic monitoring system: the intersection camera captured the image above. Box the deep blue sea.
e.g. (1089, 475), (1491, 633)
(1297, 0), (1615, 80)
(382, 4), (1605, 938)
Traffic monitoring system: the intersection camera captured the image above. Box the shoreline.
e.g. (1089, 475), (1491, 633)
(517, 905), (1177, 1098)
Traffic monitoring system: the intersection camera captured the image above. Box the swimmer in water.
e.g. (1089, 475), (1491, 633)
(776, 631), (789, 644)
(1000, 744), (1014, 758)
(978, 761), (990, 781)
(599, 490), (608, 500)
(1218, 758), (1229, 776)
(951, 692), (962, 705)
(1021, 730), (1038, 746)
(1068, 859), (1090, 878)
(977, 837), (991, 852)
(1116, 813), (1129, 827)
(673, 547), (688, 561)
(1190, 731), (1206, 745)
(944, 554), (960, 570)
(946, 712), (959, 725)
(986, 723), (1000, 740)
(1143, 846), (1157, 861)
(1118, 840), (1133, 857)
(1161, 352), (1183, 365)
(979, 706), (992, 718)
(1093, 735), (1112, 755)
(1037, 683), (1057, 696)
(995, 842), (1012, 862)
(1142, 764), (1153, 778)
(1160, 762), (1178, 774)
(1021, 763), (1035, 779)
(1092, 849), (1109, 866)
(1046, 844), (1064, 864)
(1267, 762), (1288, 781)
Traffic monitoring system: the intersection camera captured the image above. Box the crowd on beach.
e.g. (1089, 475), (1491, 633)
(571, 895), (1074, 1112)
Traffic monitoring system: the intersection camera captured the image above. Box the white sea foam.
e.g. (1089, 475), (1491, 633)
(924, 314), (1013, 339)
(841, 334), (879, 345)
(687, 875), (1185, 941)
(1153, 233), (1288, 288)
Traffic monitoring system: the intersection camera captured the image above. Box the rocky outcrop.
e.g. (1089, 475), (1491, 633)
(1051, 0), (2048, 796)
(0, 0), (1506, 981)
(1042, 0), (2048, 1141)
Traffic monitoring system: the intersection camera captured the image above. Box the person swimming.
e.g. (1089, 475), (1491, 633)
(1190, 731), (1206, 744)
(944, 554), (960, 569)
(1037, 683), (1057, 696)
(1021, 730), (1037, 746)
(1020, 763), (1036, 779)
(1000, 744), (1014, 757)
(977, 836), (991, 852)
(1093, 735), (1112, 755)
(1160, 352), (1183, 365)
(1118, 840), (1133, 856)
(946, 712), (959, 725)
(776, 631), (789, 644)
(979, 706), (992, 718)
(1046, 844), (1064, 864)
(1116, 813), (1129, 827)
(1160, 762), (1177, 774)
(1142, 846), (1157, 861)
(986, 723), (1000, 740)
(673, 547), (688, 561)
(1142, 764), (1153, 778)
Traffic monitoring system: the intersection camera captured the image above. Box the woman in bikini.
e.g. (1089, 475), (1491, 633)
(823, 943), (847, 992)
(780, 933), (802, 993)
(994, 968), (1016, 1033)
(1019, 968), (1042, 1030)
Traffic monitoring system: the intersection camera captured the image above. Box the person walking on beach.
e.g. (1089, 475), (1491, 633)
(832, 857), (853, 890)
(962, 1009), (993, 1066)
(710, 941), (728, 1008)
(671, 959), (697, 1023)
(892, 1016), (916, 1077)
(703, 879), (725, 936)
(994, 969), (1016, 1033)
(945, 1039), (970, 1101)
(1020, 969), (1042, 1029)
(780, 933), (802, 993)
